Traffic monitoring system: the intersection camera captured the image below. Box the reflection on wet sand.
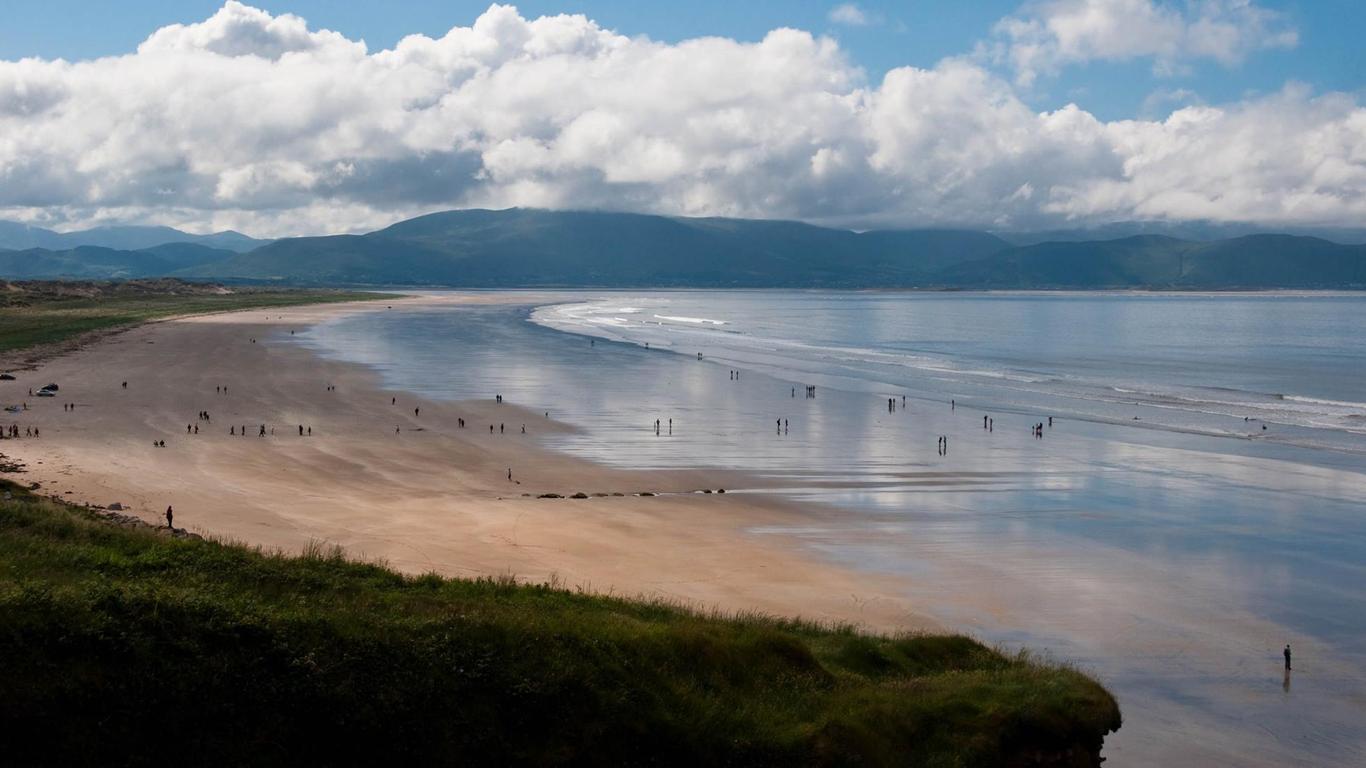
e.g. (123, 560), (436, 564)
(301, 294), (1366, 766)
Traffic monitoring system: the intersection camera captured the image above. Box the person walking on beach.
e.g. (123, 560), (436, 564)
(984, 415), (988, 429)
(299, 425), (304, 436)
(165, 506), (173, 530)
(1284, 645), (1292, 671)
(414, 407), (420, 417)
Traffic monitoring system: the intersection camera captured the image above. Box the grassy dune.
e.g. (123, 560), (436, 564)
(0, 484), (1120, 766)
(0, 279), (386, 357)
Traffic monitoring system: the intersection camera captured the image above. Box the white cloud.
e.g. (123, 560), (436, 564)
(0, 2), (1360, 237)
(991, 0), (1298, 85)
(828, 4), (872, 27)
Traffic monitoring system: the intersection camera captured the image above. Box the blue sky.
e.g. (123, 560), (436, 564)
(0, 1), (1362, 235)
(1, 0), (1360, 120)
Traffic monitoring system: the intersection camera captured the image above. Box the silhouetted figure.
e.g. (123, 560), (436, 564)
(299, 425), (304, 436)
(1284, 645), (1292, 671)
(166, 506), (173, 530)
(414, 407), (420, 417)
(122, 381), (127, 389)
(392, 397), (396, 405)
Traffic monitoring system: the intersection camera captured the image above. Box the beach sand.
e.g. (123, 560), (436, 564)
(0, 294), (934, 632)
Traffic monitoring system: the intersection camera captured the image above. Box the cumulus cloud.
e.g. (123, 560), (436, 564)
(990, 0), (1299, 85)
(0, 1), (1360, 236)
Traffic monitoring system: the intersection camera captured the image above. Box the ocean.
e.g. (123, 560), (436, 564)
(298, 290), (1366, 767)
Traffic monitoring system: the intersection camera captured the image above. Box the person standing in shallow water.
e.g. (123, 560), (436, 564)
(1284, 644), (1292, 671)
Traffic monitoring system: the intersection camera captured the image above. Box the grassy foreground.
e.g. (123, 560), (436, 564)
(0, 483), (1120, 766)
(0, 279), (386, 357)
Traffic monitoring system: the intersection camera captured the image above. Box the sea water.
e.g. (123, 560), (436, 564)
(298, 290), (1366, 767)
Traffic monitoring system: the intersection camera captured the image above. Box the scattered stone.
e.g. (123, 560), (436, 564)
(611, 492), (625, 497)
(538, 493), (562, 499)
(717, 488), (726, 494)
(592, 493), (609, 497)
(638, 492), (655, 497)
(701, 489), (713, 494)
(570, 492), (589, 499)
(107, 502), (125, 511)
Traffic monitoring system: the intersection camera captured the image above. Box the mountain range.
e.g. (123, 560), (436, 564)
(1, 209), (1363, 289)
(0, 221), (265, 253)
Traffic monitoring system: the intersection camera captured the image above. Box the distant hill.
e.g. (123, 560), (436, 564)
(999, 221), (1366, 246)
(0, 221), (266, 253)
(190, 209), (1013, 287)
(0, 243), (236, 280)
(1, 209), (1361, 289)
(945, 234), (1366, 288)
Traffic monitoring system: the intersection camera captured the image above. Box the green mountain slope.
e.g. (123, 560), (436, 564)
(943, 234), (1366, 288)
(191, 209), (1013, 286)
(2, 209), (1361, 289)
(0, 243), (236, 280)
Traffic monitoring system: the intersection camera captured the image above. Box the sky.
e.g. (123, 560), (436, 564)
(0, 0), (1362, 236)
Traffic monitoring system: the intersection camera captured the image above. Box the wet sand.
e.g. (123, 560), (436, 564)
(0, 294), (936, 631)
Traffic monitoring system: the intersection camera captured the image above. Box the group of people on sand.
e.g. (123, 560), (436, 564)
(5, 425), (37, 438)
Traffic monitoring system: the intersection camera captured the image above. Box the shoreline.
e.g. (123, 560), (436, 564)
(1, 293), (939, 632)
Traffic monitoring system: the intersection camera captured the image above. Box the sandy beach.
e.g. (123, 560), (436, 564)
(0, 294), (934, 632)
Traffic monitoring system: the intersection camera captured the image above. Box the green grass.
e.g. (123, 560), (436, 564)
(0, 282), (388, 355)
(0, 484), (1120, 766)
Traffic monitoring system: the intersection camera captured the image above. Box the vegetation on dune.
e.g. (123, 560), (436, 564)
(0, 279), (388, 357)
(0, 484), (1121, 766)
